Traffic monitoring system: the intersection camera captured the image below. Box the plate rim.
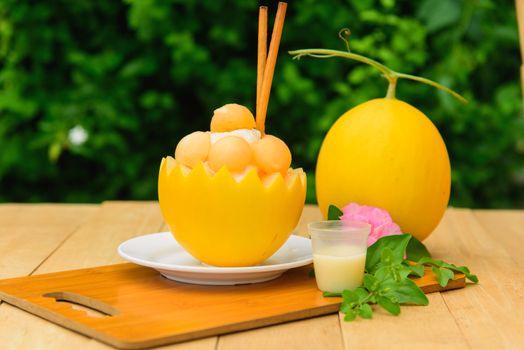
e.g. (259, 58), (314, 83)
(117, 232), (313, 274)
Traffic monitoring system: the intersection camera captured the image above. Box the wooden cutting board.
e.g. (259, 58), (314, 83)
(0, 263), (464, 349)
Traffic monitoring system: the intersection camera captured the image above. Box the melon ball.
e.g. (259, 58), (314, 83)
(208, 136), (252, 172)
(210, 104), (256, 132)
(174, 131), (210, 168)
(251, 135), (292, 174)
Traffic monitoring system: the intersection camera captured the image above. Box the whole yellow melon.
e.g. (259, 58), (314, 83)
(316, 98), (450, 241)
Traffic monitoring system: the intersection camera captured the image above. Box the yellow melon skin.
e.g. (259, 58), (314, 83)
(158, 157), (307, 267)
(316, 98), (450, 241)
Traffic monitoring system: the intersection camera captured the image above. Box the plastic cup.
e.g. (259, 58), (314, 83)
(309, 220), (370, 293)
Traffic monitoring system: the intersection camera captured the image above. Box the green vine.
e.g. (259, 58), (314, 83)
(289, 28), (467, 103)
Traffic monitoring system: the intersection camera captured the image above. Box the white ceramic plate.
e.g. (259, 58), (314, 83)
(118, 232), (313, 285)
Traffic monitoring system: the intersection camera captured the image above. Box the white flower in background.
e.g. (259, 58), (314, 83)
(68, 125), (88, 146)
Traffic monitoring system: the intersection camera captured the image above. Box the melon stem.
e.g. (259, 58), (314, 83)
(385, 76), (397, 99)
(288, 48), (467, 104)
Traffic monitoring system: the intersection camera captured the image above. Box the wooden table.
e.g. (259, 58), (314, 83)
(0, 202), (523, 349)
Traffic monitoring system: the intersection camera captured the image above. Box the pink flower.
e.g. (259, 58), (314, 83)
(340, 203), (402, 246)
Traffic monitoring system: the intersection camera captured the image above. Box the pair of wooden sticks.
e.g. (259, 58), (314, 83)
(256, 2), (287, 134)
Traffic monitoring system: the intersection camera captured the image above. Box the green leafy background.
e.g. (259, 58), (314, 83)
(1, 0), (523, 207)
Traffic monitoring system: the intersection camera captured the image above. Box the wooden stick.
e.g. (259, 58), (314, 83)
(516, 0), (524, 103)
(256, 6), (268, 122)
(256, 2), (287, 134)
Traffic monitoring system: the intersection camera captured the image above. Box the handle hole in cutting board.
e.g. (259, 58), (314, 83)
(43, 291), (119, 318)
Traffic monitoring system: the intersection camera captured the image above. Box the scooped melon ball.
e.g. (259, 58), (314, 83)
(251, 135), (292, 175)
(208, 136), (253, 172)
(210, 104), (256, 132)
(174, 131), (211, 168)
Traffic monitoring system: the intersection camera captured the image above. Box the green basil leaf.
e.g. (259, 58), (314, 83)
(359, 303), (373, 319)
(440, 263), (479, 283)
(342, 290), (359, 304)
(432, 265), (442, 283)
(405, 235), (431, 261)
(308, 268), (315, 278)
(354, 287), (370, 302)
(344, 309), (358, 321)
(451, 264), (471, 274)
(417, 257), (431, 265)
(366, 234), (412, 273)
(419, 257), (444, 267)
(377, 296), (401, 315)
(444, 263), (469, 274)
(466, 274), (479, 283)
(438, 268), (455, 287)
(323, 291), (341, 297)
(409, 263), (425, 278)
(383, 278), (429, 305)
(380, 247), (394, 265)
(340, 301), (352, 313)
(363, 274), (378, 291)
(387, 294), (399, 303)
(327, 205), (343, 220)
(421, 258), (478, 282)
(374, 266), (391, 281)
(398, 265), (412, 279)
